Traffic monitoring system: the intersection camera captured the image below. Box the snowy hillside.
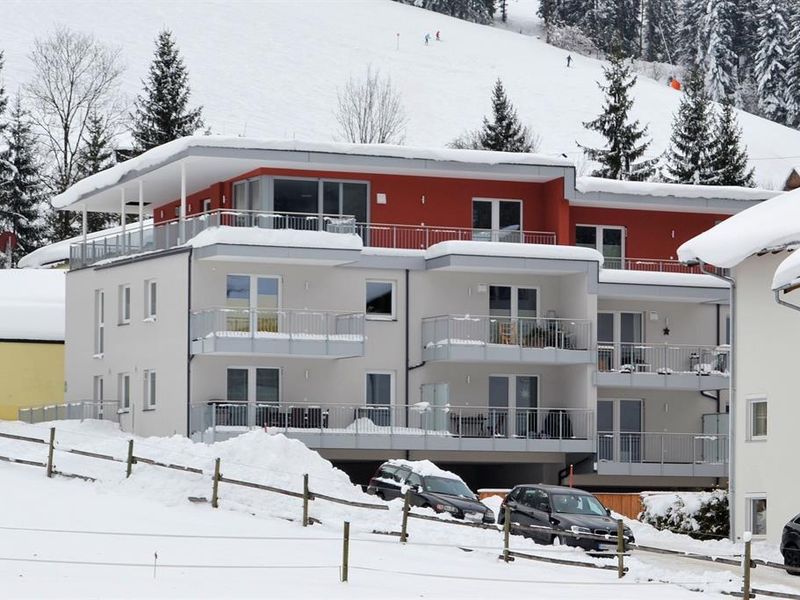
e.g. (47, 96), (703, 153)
(1, 0), (799, 188)
(3, 419), (798, 598)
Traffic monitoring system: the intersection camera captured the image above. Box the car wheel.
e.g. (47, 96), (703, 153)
(785, 545), (800, 576)
(552, 534), (565, 546)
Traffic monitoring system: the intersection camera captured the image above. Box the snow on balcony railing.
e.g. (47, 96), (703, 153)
(422, 315), (593, 353)
(597, 431), (729, 465)
(603, 256), (729, 276)
(191, 307), (365, 342)
(597, 343), (729, 375)
(192, 402), (594, 443)
(347, 222), (557, 250)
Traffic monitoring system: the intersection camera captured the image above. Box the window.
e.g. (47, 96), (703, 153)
(575, 225), (625, 268)
(406, 473), (423, 488)
(226, 275), (280, 333)
(94, 289), (104, 355)
(226, 367), (280, 405)
(366, 281), (395, 319)
(202, 198), (212, 212)
(748, 497), (767, 536)
(118, 373), (131, 410)
(143, 370), (156, 409)
(144, 280), (157, 319)
(118, 285), (131, 325)
(472, 199), (522, 242)
(365, 372), (393, 426)
(93, 376), (104, 402)
(748, 398), (767, 440)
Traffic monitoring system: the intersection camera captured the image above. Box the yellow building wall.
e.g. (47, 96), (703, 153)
(0, 341), (64, 420)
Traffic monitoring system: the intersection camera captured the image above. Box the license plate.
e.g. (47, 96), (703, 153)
(465, 512), (483, 522)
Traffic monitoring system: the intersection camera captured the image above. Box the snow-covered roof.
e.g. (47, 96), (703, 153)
(0, 269), (65, 341)
(678, 188), (800, 268)
(425, 240), (604, 263)
(184, 226), (364, 251)
(599, 270), (728, 289)
(52, 136), (576, 213)
(574, 177), (778, 215)
(772, 250), (800, 291)
(386, 459), (465, 482)
(18, 219), (154, 269)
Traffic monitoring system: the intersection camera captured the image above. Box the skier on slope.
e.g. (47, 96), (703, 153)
(425, 33), (430, 45)
(436, 30), (440, 41)
(566, 54), (573, 68)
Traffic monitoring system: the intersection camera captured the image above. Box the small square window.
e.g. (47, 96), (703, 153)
(143, 370), (156, 410)
(203, 198), (212, 212)
(144, 280), (157, 320)
(118, 373), (131, 410)
(748, 398), (767, 440)
(118, 285), (131, 325)
(366, 281), (395, 320)
(748, 497), (767, 536)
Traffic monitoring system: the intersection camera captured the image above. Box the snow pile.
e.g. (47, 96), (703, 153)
(678, 187), (800, 268)
(184, 225), (364, 251)
(426, 240), (604, 263)
(772, 249), (800, 291)
(577, 176), (777, 202)
(387, 458), (464, 481)
(639, 490), (729, 541)
(0, 269), (65, 341)
(599, 270), (728, 288)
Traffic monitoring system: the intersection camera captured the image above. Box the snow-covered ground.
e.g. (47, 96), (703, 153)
(0, 420), (798, 598)
(2, 0), (799, 187)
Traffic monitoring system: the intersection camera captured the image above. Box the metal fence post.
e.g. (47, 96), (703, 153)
(211, 458), (221, 508)
(126, 439), (135, 478)
(46, 427), (56, 478)
(341, 521), (350, 582)
(400, 490), (411, 543)
(617, 519), (625, 578)
(503, 505), (511, 562)
(303, 473), (310, 527)
(743, 532), (752, 599)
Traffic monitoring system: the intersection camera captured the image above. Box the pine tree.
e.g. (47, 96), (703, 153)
(477, 79), (537, 152)
(592, 0), (642, 57)
(579, 54), (655, 180)
(732, 0), (761, 83)
(644, 0), (679, 63)
(784, 5), (800, 126)
(76, 112), (118, 232)
(131, 29), (204, 154)
(663, 68), (716, 184)
(0, 52), (9, 191)
(392, 0), (494, 24)
(754, 0), (790, 123)
(702, 0), (737, 102)
(709, 101), (755, 187)
(677, 0), (705, 68)
(0, 97), (46, 263)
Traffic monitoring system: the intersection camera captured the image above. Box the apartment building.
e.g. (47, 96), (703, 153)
(55, 137), (776, 489)
(680, 188), (800, 544)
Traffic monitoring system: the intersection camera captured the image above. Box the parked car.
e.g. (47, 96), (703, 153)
(782, 513), (800, 575)
(497, 484), (634, 551)
(366, 459), (495, 524)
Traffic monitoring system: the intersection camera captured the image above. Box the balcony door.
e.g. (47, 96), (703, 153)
(421, 383), (449, 431)
(225, 367), (281, 427)
(575, 225), (624, 268)
(489, 285), (537, 345)
(597, 311), (643, 370)
(597, 398), (642, 462)
(472, 199), (522, 242)
(489, 375), (538, 437)
(225, 275), (281, 334)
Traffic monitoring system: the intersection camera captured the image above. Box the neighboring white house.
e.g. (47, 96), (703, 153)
(679, 187), (800, 544)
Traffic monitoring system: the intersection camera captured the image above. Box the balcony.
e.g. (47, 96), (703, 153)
(603, 256), (729, 277)
(422, 315), (593, 364)
(596, 431), (728, 477)
(190, 308), (365, 358)
(68, 208), (558, 268)
(190, 402), (594, 453)
(596, 343), (729, 390)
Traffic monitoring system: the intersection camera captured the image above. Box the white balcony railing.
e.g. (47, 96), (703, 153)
(597, 431), (729, 465)
(423, 315), (593, 360)
(194, 402), (594, 442)
(597, 343), (729, 375)
(602, 257), (729, 276)
(349, 222), (556, 249)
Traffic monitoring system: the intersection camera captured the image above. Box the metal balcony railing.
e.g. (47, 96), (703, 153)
(597, 431), (729, 465)
(349, 222), (556, 249)
(194, 402), (594, 441)
(597, 343), (729, 375)
(18, 401), (121, 424)
(191, 308), (365, 341)
(423, 315), (593, 352)
(602, 256), (729, 276)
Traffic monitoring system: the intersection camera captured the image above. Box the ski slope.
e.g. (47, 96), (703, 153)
(0, 420), (798, 598)
(1, 0), (798, 188)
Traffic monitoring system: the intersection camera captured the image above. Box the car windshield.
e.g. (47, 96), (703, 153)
(423, 476), (474, 499)
(551, 493), (607, 516)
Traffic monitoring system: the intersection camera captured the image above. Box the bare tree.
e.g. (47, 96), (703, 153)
(334, 66), (407, 144)
(26, 27), (124, 239)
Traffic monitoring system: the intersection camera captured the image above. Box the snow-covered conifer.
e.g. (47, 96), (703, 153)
(753, 0), (790, 123)
(702, 0), (737, 102)
(477, 79), (538, 152)
(709, 101), (755, 187)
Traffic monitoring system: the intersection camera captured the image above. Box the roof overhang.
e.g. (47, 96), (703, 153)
(54, 138), (577, 214)
(571, 189), (772, 215)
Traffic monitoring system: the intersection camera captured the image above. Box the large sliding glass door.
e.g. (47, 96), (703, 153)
(224, 367), (281, 426)
(597, 398), (643, 462)
(488, 375), (539, 438)
(489, 285), (538, 345)
(575, 225), (625, 268)
(225, 275), (280, 334)
(472, 199), (522, 242)
(597, 311), (643, 370)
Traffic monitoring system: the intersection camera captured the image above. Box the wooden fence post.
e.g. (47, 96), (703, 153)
(302, 473), (309, 527)
(46, 427), (55, 478)
(211, 458), (221, 508)
(616, 519), (625, 578)
(743, 532), (752, 599)
(341, 521), (350, 582)
(400, 490), (410, 543)
(125, 439), (134, 478)
(503, 505), (512, 562)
